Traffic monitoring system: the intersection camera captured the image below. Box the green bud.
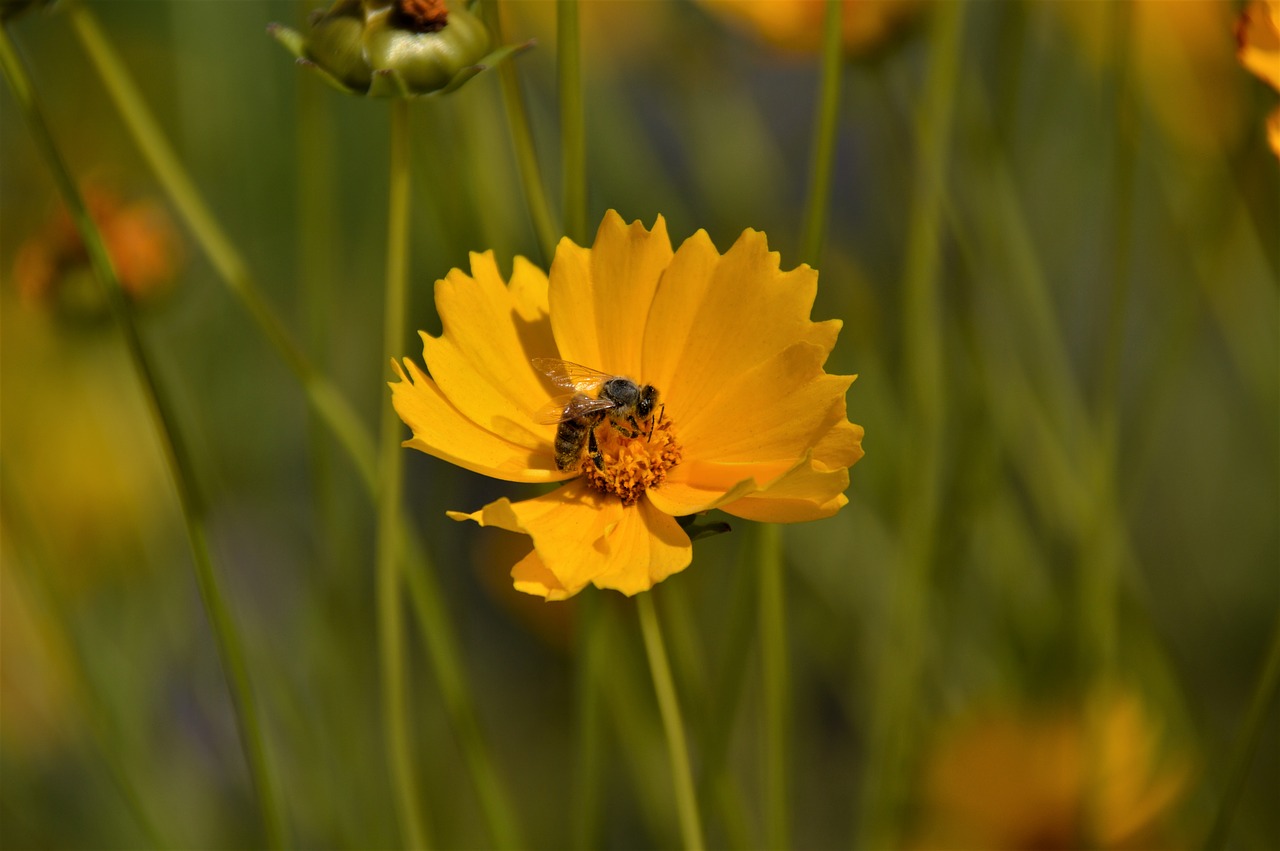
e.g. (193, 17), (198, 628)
(269, 0), (524, 98)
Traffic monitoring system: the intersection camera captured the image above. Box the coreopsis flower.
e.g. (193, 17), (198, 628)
(11, 186), (183, 322)
(270, 0), (525, 97)
(391, 211), (863, 600)
(1237, 0), (1280, 156)
(697, 0), (924, 56)
(911, 692), (1190, 850)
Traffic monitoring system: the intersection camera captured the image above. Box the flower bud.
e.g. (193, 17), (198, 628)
(270, 0), (524, 98)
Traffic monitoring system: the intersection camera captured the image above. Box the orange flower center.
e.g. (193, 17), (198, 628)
(395, 0), (449, 33)
(583, 414), (682, 507)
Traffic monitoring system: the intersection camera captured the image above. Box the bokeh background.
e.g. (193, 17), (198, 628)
(2, 0), (1277, 848)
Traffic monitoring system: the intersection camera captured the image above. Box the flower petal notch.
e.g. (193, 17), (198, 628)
(392, 211), (865, 599)
(269, 0), (529, 98)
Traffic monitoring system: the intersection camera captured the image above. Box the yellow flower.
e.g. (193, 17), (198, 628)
(391, 211), (863, 600)
(912, 692), (1190, 850)
(1237, 0), (1280, 156)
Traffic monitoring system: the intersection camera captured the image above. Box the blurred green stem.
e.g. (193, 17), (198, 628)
(480, 0), (557, 263)
(570, 591), (606, 850)
(559, 0), (586, 244)
(800, 0), (842, 267)
(69, 8), (522, 846)
(1080, 0), (1135, 692)
(638, 594), (705, 851)
(296, 47), (342, 573)
(1203, 614), (1280, 850)
(857, 3), (964, 847)
(68, 1), (375, 491)
(377, 98), (430, 850)
(0, 26), (287, 849)
(758, 523), (790, 851)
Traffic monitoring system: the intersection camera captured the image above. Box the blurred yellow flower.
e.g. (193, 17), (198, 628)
(912, 692), (1190, 850)
(1237, 0), (1280, 156)
(697, 0), (924, 55)
(391, 211), (863, 600)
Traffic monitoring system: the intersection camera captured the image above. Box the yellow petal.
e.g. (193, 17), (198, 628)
(450, 481), (623, 596)
(641, 228), (829, 437)
(450, 480), (693, 598)
(1268, 106), (1280, 157)
(720, 456), (851, 523)
(510, 550), (574, 601)
(391, 359), (566, 482)
(591, 498), (692, 595)
(1238, 0), (1280, 90)
(421, 252), (560, 449)
(678, 341), (856, 465)
(550, 211), (675, 375)
(645, 474), (760, 517)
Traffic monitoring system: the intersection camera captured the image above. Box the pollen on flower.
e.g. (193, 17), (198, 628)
(395, 0), (449, 32)
(583, 415), (682, 507)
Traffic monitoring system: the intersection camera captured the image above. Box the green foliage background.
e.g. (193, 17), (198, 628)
(1, 0), (1277, 848)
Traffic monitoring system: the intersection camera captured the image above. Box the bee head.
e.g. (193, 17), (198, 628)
(636, 385), (658, 419)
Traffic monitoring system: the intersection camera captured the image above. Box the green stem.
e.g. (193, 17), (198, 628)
(378, 98), (430, 850)
(857, 3), (964, 847)
(558, 0), (586, 244)
(0, 25), (286, 849)
(570, 591), (606, 851)
(480, 0), (558, 263)
(296, 46), (341, 572)
(638, 594), (705, 851)
(399, 534), (524, 848)
(1080, 0), (1135, 691)
(1203, 614), (1280, 850)
(66, 8), (524, 846)
(758, 523), (790, 851)
(67, 1), (376, 491)
(799, 0), (843, 267)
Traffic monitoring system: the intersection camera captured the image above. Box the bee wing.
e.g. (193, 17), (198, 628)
(531, 357), (611, 392)
(534, 393), (617, 425)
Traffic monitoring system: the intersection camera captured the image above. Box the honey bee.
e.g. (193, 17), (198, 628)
(532, 358), (660, 472)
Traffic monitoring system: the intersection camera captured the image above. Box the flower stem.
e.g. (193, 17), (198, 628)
(0, 25), (287, 849)
(67, 9), (522, 845)
(858, 2), (964, 847)
(637, 594), (705, 851)
(799, 0), (842, 267)
(570, 591), (606, 850)
(377, 98), (431, 851)
(558, 0), (586, 245)
(1203, 613), (1280, 851)
(757, 523), (790, 851)
(480, 0), (558, 263)
(67, 1), (376, 491)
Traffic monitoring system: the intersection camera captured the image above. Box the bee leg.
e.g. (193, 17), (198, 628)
(588, 427), (605, 471)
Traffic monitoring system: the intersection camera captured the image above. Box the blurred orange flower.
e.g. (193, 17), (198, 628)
(912, 692), (1190, 850)
(697, 0), (924, 55)
(12, 185), (183, 318)
(1237, 0), (1280, 156)
(391, 211), (863, 600)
